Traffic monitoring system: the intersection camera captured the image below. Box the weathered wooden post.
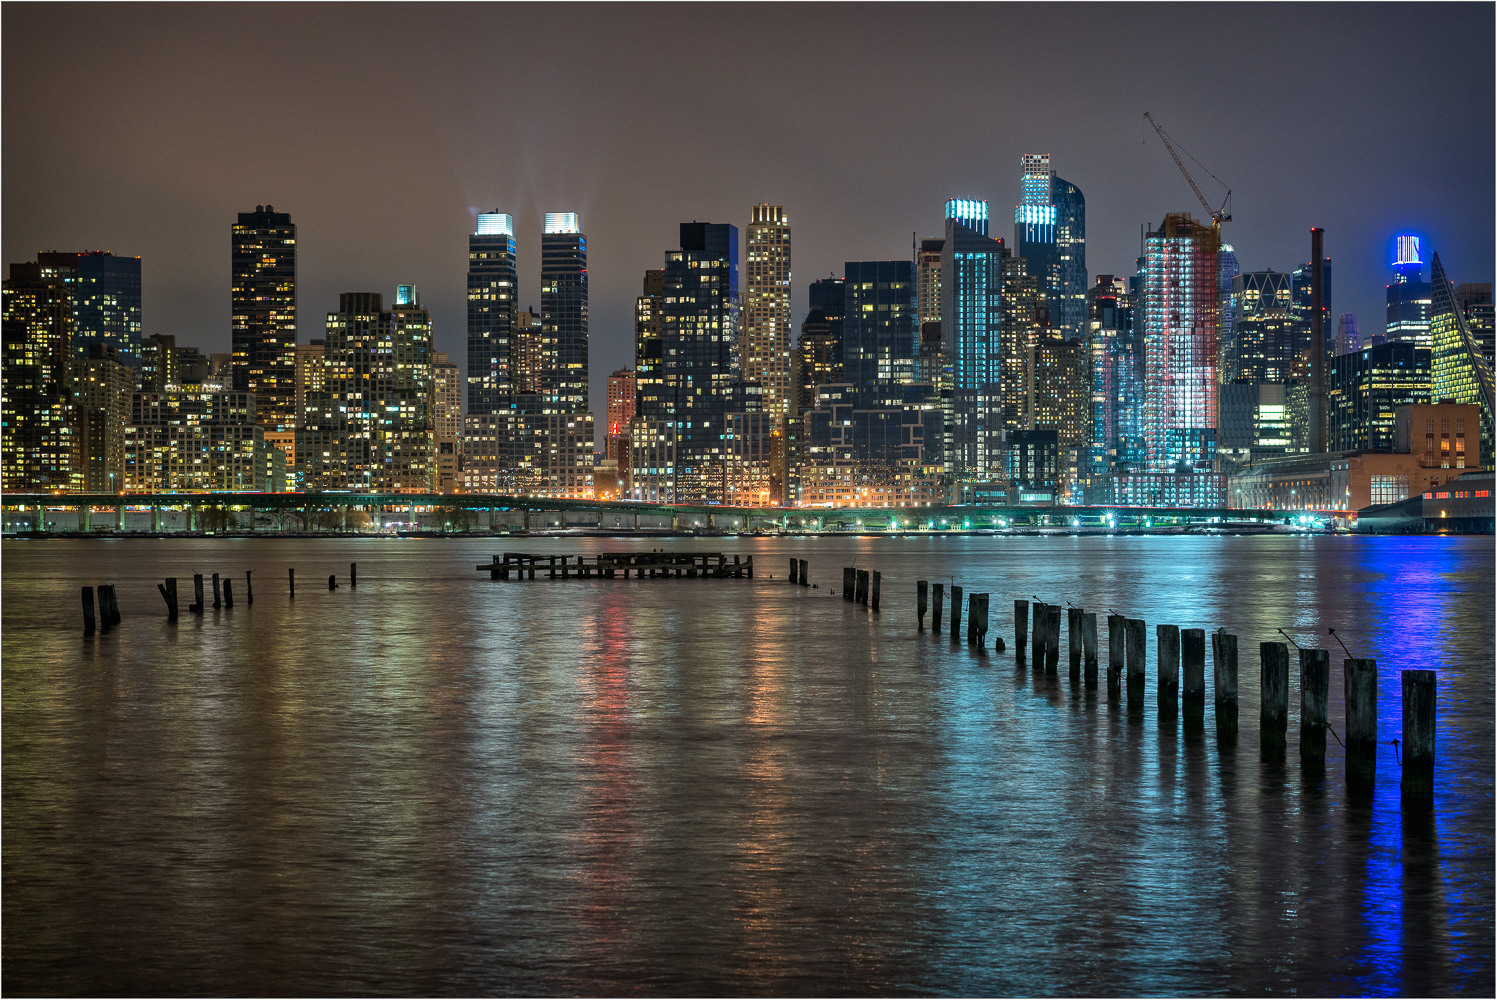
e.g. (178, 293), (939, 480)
(1125, 618), (1146, 707)
(350, 562), (358, 588)
(192, 574), (205, 614)
(798, 559), (807, 586)
(917, 580), (928, 629)
(1344, 658), (1377, 785)
(328, 574), (337, 590)
(1182, 628), (1205, 724)
(1401, 669), (1436, 802)
(1031, 603), (1046, 664)
(871, 571), (881, 612)
(288, 567), (295, 598)
(1082, 613), (1098, 688)
(81, 586), (96, 634)
(1260, 641), (1290, 750)
(855, 569), (868, 605)
(843, 567), (855, 601)
(1107, 615), (1125, 699)
(949, 585), (963, 643)
(789, 558), (798, 584)
(245, 570), (253, 605)
(1045, 605), (1062, 674)
(109, 585), (122, 625)
(212, 572), (222, 609)
(974, 594), (990, 650)
(932, 583), (944, 632)
(1299, 648), (1329, 761)
(100, 586), (115, 630)
(1156, 625), (1180, 719)
(1212, 631), (1238, 735)
(158, 580), (178, 621)
(1015, 600), (1029, 658)
(1068, 608), (1083, 679)
(746, 555), (754, 579)
(967, 592), (979, 646)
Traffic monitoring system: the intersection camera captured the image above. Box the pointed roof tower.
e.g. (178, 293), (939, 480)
(1429, 251), (1496, 453)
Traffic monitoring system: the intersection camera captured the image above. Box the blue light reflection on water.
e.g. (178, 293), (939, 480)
(1, 534), (1490, 995)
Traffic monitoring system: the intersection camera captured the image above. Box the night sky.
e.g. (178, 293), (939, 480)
(5, 3), (1493, 413)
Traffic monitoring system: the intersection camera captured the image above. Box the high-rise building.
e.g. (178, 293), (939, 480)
(1386, 234), (1432, 348)
(1455, 283), (1494, 369)
(37, 251), (142, 368)
(1336, 313), (1361, 356)
(1228, 271), (1298, 382)
(743, 205), (792, 421)
(467, 212), (518, 414)
(999, 255), (1038, 442)
(1087, 275), (1141, 473)
(1428, 252), (1496, 456)
(513, 307), (545, 396)
(298, 289), (434, 492)
(1292, 253), (1333, 366)
(140, 334), (178, 392)
(432, 351), (463, 493)
(1030, 334), (1091, 496)
(231, 205), (297, 432)
(126, 389), (283, 492)
(1141, 213), (1221, 471)
(843, 259), (916, 404)
(1014, 155), (1087, 342)
(942, 199), (1005, 481)
(2, 260), (77, 491)
(635, 269), (666, 421)
(1216, 244), (1240, 379)
(1328, 342), (1431, 452)
(70, 344), (136, 493)
(541, 212), (588, 412)
(795, 276), (845, 413)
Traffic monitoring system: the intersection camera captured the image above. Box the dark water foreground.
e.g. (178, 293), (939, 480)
(3, 535), (1492, 996)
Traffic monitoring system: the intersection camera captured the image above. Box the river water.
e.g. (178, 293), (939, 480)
(2, 534), (1492, 996)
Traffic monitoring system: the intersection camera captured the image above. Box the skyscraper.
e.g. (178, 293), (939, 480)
(2, 260), (77, 491)
(1228, 271), (1298, 382)
(467, 211), (518, 414)
(36, 251), (142, 368)
(231, 205), (296, 431)
(1455, 283), (1494, 369)
(843, 259), (916, 404)
(1385, 234), (1432, 348)
(1428, 252), (1496, 455)
(635, 269), (666, 421)
(1292, 252), (1333, 366)
(743, 205), (792, 421)
(1336, 314), (1361, 356)
(541, 212), (588, 412)
(1014, 155), (1087, 342)
(942, 199), (1005, 481)
(1328, 342), (1430, 452)
(1141, 213), (1221, 471)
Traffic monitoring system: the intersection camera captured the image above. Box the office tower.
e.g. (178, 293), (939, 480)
(941, 199), (1004, 480)
(1228, 271), (1298, 382)
(1031, 334), (1091, 495)
(432, 351), (463, 493)
(541, 212), (588, 412)
(37, 251), (142, 368)
(126, 389), (283, 492)
(1216, 244), (1240, 380)
(639, 222), (739, 503)
(299, 290), (434, 492)
(1014, 155), (1088, 342)
(1455, 283), (1494, 368)
(1428, 252), (1496, 455)
(635, 269), (665, 420)
(843, 259), (916, 404)
(1220, 381), (1309, 465)
(140, 334), (178, 392)
(1141, 213), (1221, 471)
(1385, 234), (1432, 348)
(70, 344), (135, 492)
(999, 255), (1038, 439)
(1336, 314), (1361, 356)
(2, 260), (77, 491)
(1328, 342), (1431, 452)
(231, 205), (297, 431)
(1087, 275), (1139, 473)
(1292, 252), (1333, 367)
(796, 308), (843, 414)
(743, 205), (792, 421)
(467, 212), (518, 414)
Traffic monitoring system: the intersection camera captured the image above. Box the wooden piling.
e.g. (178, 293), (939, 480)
(1344, 658), (1377, 783)
(798, 559), (807, 586)
(289, 567), (295, 598)
(1125, 618), (1146, 707)
(843, 567), (855, 601)
(1211, 631), (1238, 735)
(1156, 624), (1180, 718)
(328, 574), (337, 590)
(1082, 613), (1098, 688)
(966, 592), (979, 646)
(1030, 603), (1045, 664)
(81, 586), (96, 634)
(158, 581), (178, 621)
(351, 562), (358, 588)
(1260, 641), (1289, 749)
(246, 570), (253, 605)
(212, 572), (222, 609)
(1045, 605), (1061, 674)
(223, 578), (234, 608)
(1182, 628), (1205, 724)
(932, 583), (944, 632)
(917, 580), (928, 629)
(1068, 608), (1083, 679)
(193, 574), (205, 614)
(1014, 600), (1029, 657)
(789, 558), (798, 584)
(1107, 615), (1125, 699)
(1401, 669), (1436, 801)
(1299, 648), (1329, 761)
(973, 593), (990, 650)
(949, 585), (963, 643)
(871, 571), (881, 613)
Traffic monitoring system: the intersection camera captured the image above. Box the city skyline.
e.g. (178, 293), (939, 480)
(4, 5), (1493, 414)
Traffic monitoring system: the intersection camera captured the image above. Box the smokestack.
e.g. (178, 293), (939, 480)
(1310, 228), (1327, 454)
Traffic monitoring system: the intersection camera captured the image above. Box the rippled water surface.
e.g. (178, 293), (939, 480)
(3, 535), (1492, 996)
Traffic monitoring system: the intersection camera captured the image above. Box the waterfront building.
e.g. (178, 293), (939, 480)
(1385, 235), (1432, 348)
(231, 205), (297, 431)
(798, 383), (944, 507)
(1009, 428), (1059, 503)
(1336, 313), (1361, 356)
(743, 205), (792, 422)
(125, 389), (283, 492)
(1428, 252), (1496, 456)
(70, 344), (135, 493)
(433, 351), (463, 493)
(1394, 402), (1483, 472)
(36, 251), (142, 368)
(942, 200), (1005, 481)
(540, 212), (588, 412)
(2, 260), (78, 491)
(1141, 213), (1221, 471)
(467, 212), (518, 414)
(1328, 342), (1431, 453)
(1087, 470), (1227, 508)
(999, 255), (1038, 447)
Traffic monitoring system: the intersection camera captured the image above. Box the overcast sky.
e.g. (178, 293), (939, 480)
(5, 3), (1493, 413)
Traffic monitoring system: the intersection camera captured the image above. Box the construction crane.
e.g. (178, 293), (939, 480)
(1144, 112), (1231, 225)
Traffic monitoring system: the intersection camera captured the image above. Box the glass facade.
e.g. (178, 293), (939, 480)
(466, 212), (517, 415)
(1142, 214), (1221, 471)
(540, 215), (588, 412)
(942, 211), (1004, 480)
(231, 206), (296, 432)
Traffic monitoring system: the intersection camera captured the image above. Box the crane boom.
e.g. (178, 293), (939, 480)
(1144, 112), (1230, 224)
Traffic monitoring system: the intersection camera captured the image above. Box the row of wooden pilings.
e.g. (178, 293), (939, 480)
(85, 563), (360, 627)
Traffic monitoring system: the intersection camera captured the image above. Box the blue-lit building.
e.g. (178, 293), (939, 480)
(1013, 154), (1087, 342)
(1386, 234), (1432, 349)
(942, 198), (1005, 481)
